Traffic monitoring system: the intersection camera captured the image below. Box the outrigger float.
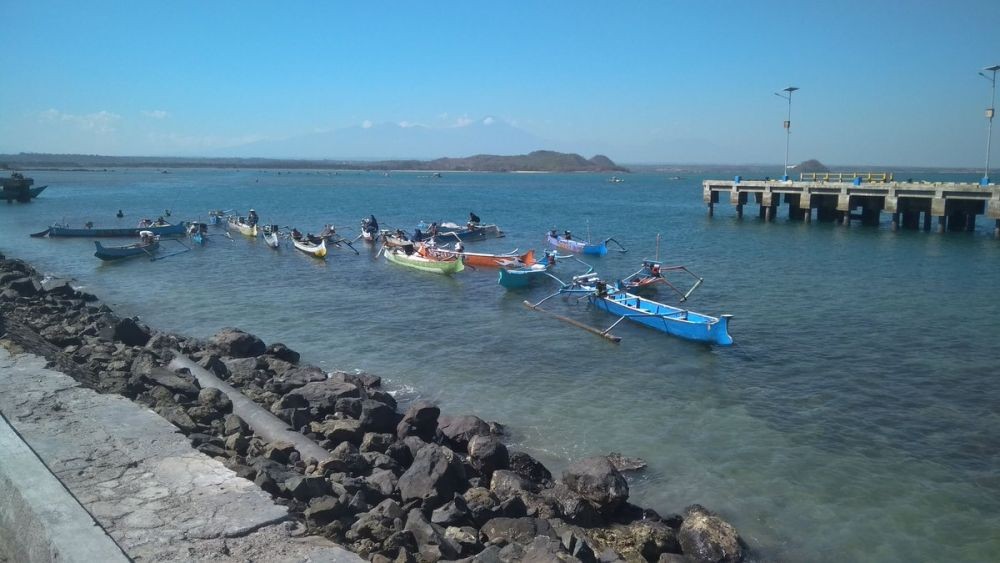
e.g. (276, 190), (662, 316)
(523, 269), (732, 346)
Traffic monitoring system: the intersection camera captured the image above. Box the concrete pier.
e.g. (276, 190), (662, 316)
(704, 178), (1000, 237)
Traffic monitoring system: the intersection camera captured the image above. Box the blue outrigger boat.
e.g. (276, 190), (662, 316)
(545, 230), (627, 256)
(523, 272), (732, 345)
(94, 238), (160, 261)
(31, 221), (188, 238)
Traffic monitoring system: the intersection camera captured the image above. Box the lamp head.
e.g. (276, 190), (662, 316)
(783, 86), (800, 93)
(983, 65), (1000, 72)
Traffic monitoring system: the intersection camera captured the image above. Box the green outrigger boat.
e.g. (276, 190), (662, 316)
(383, 247), (464, 275)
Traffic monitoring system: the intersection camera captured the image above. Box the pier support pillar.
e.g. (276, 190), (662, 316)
(736, 204), (744, 219)
(891, 212), (900, 231)
(966, 213), (976, 232)
(995, 219), (1000, 239)
(764, 206), (773, 222)
(759, 205), (767, 220)
(707, 202), (714, 217)
(936, 215), (946, 233)
(842, 211), (851, 226)
(923, 212), (932, 232)
(803, 208), (812, 223)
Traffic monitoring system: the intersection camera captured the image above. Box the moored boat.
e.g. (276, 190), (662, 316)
(590, 288), (733, 346)
(94, 234), (160, 261)
(187, 222), (209, 245)
(262, 224), (281, 249)
(499, 262), (552, 288)
(33, 220), (188, 238)
(546, 232), (607, 256)
(383, 247), (464, 275)
(421, 221), (505, 241)
(431, 248), (534, 268)
(291, 235), (326, 258)
(2, 172), (46, 203)
(227, 216), (257, 237)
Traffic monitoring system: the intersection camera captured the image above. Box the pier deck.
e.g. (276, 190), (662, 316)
(702, 178), (1000, 236)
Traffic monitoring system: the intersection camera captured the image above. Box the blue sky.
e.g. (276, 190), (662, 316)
(1, 1), (998, 166)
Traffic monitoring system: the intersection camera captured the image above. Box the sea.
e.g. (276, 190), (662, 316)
(1, 168), (998, 562)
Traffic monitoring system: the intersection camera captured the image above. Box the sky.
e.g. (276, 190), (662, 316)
(1, 1), (998, 166)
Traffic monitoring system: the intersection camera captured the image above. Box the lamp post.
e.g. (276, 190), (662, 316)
(979, 65), (1000, 186)
(775, 86), (799, 181)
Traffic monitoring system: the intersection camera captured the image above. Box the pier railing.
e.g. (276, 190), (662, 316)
(799, 172), (894, 183)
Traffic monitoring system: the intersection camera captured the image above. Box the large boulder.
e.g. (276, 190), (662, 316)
(403, 508), (460, 561)
(289, 380), (360, 414)
(561, 457), (628, 514)
(438, 415), (491, 452)
(468, 435), (509, 481)
(397, 443), (468, 510)
(114, 317), (151, 346)
(310, 419), (364, 445)
(360, 399), (398, 433)
(145, 367), (200, 397)
(210, 328), (266, 358)
(266, 342), (300, 363)
(508, 451), (553, 487)
(490, 470), (537, 501)
(266, 366), (327, 394)
(677, 505), (744, 563)
(479, 517), (557, 546)
(396, 400), (440, 442)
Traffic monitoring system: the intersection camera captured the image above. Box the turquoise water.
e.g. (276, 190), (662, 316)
(2, 169), (999, 562)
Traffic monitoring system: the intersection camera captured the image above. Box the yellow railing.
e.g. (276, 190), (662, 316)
(799, 172), (894, 183)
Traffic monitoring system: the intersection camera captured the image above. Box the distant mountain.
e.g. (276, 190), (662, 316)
(0, 150), (627, 172)
(794, 159), (829, 173)
(214, 117), (550, 160)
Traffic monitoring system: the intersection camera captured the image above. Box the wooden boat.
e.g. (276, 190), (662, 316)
(380, 230), (412, 249)
(360, 216), (379, 242)
(499, 262), (553, 288)
(546, 233), (607, 256)
(94, 238), (159, 261)
(383, 247), (464, 275)
(589, 288), (733, 346)
(291, 235), (326, 258)
(423, 221), (504, 241)
(262, 225), (281, 249)
(430, 248), (534, 268)
(187, 222), (209, 245)
(227, 216), (257, 237)
(523, 272), (731, 345)
(32, 221), (188, 238)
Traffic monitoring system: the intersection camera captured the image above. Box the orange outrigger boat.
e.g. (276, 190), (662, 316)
(421, 247), (535, 268)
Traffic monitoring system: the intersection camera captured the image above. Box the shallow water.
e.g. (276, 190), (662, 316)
(2, 168), (998, 562)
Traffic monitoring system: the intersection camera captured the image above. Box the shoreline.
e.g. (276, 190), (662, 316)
(0, 252), (748, 562)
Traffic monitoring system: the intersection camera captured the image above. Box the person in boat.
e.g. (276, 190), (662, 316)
(155, 216), (166, 226)
(428, 222), (439, 237)
(549, 229), (558, 239)
(116, 209), (124, 218)
(595, 280), (609, 298)
(564, 230), (572, 240)
(139, 230), (155, 245)
(247, 209), (259, 227)
(291, 228), (302, 240)
(138, 218), (152, 228)
(412, 228), (424, 242)
(467, 212), (481, 229)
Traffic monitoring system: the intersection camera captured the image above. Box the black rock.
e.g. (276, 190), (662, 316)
(561, 456), (628, 514)
(266, 366), (327, 394)
(284, 474), (332, 501)
(289, 380), (360, 414)
(223, 413), (250, 436)
(210, 327), (266, 358)
(438, 414), (491, 453)
(403, 508), (460, 561)
(397, 443), (468, 511)
(478, 517), (557, 546)
(508, 451), (553, 487)
(198, 387), (232, 413)
(489, 470), (538, 501)
(114, 317), (151, 346)
(305, 495), (347, 526)
(395, 400), (440, 442)
(431, 493), (472, 528)
(677, 505), (745, 563)
(266, 342), (300, 363)
(146, 367), (200, 397)
(360, 399), (398, 433)
(361, 432), (396, 454)
(468, 435), (509, 482)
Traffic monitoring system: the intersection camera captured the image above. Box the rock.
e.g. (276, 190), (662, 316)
(508, 451), (553, 487)
(223, 413), (250, 436)
(438, 414), (491, 452)
(403, 508), (460, 561)
(350, 499), (406, 543)
(557, 528), (598, 563)
(225, 434), (250, 454)
(632, 522), (681, 561)
(289, 380), (360, 414)
(129, 349), (160, 377)
(542, 484), (602, 527)
(197, 354), (230, 378)
(445, 526), (482, 557)
(479, 517), (557, 546)
(431, 494), (471, 527)
(462, 487), (500, 527)
(468, 435), (509, 480)
(264, 441), (298, 463)
(266, 342), (300, 363)
(146, 367), (200, 397)
(335, 397), (363, 418)
(657, 555), (686, 563)
(8, 277), (42, 297)
(197, 387), (232, 412)
(490, 470), (538, 500)
(222, 357), (262, 385)
(186, 404), (224, 425)
(521, 536), (581, 562)
(284, 475), (330, 500)
(367, 469), (399, 499)
(310, 418), (363, 445)
(155, 405), (198, 433)
(210, 327), (266, 358)
(266, 366), (328, 394)
(396, 400), (440, 442)
(397, 443), (468, 510)
(305, 495), (347, 526)
(385, 440), (414, 468)
(361, 452), (401, 473)
(562, 457), (628, 514)
(361, 432), (396, 454)
(114, 317), (151, 346)
(677, 505), (744, 563)
(607, 452), (647, 474)
(360, 399), (398, 433)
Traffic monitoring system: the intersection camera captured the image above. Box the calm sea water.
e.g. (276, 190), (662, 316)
(2, 169), (998, 562)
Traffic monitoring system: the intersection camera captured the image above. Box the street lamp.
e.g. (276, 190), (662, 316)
(979, 65), (1000, 186)
(775, 86), (799, 181)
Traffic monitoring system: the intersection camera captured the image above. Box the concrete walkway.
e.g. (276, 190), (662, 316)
(0, 348), (362, 562)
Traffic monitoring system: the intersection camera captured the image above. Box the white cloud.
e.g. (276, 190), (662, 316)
(361, 120), (373, 129)
(39, 109), (121, 133)
(141, 109), (169, 119)
(398, 121), (422, 128)
(453, 116), (473, 127)
(482, 116), (496, 126)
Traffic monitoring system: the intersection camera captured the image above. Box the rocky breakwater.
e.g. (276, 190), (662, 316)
(0, 252), (748, 563)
